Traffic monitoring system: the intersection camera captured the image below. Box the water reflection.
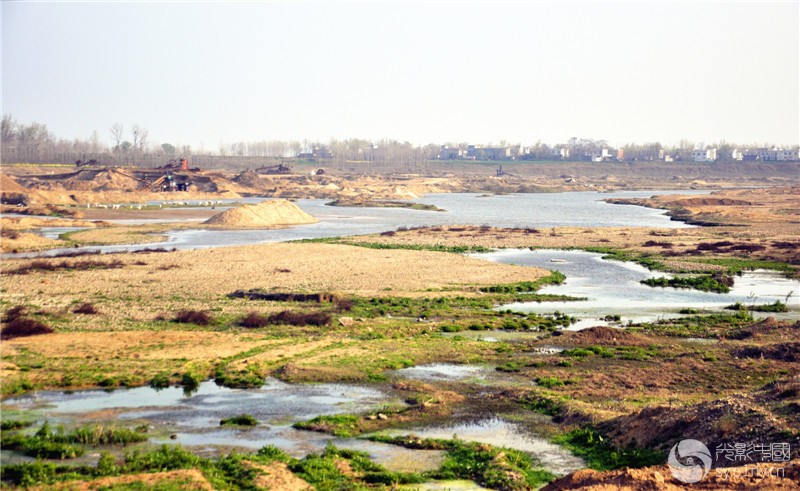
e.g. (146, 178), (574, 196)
(474, 249), (799, 325)
(384, 417), (585, 476)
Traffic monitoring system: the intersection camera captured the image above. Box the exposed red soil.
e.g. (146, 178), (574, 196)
(543, 459), (800, 490)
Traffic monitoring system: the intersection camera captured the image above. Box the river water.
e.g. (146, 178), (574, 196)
(473, 249), (799, 327)
(20, 190), (703, 256)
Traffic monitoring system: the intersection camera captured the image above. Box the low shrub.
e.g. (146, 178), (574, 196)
(1, 228), (20, 239)
(237, 312), (270, 328)
(7, 259), (125, 275)
(72, 302), (98, 315)
(642, 240), (673, 248)
(267, 310), (331, 327)
(1, 317), (53, 340)
(172, 310), (214, 325)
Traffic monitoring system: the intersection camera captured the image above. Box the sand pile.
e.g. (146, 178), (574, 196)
(232, 170), (264, 188)
(1, 174), (28, 194)
(1, 174), (32, 205)
(203, 199), (317, 228)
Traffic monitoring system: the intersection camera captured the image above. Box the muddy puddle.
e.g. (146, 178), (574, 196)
(2, 377), (583, 476)
(475, 249), (800, 327)
(382, 417), (585, 477)
(1, 378), (403, 463)
(392, 363), (490, 382)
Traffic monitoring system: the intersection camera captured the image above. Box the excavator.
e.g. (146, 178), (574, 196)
(256, 161), (293, 174)
(157, 158), (190, 171)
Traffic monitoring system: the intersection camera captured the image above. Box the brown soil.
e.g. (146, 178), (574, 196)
(1, 242), (548, 304)
(0, 231), (63, 252)
(27, 469), (213, 491)
(247, 461), (314, 491)
(599, 395), (799, 454)
(557, 326), (653, 346)
(1, 331), (281, 364)
(735, 343), (800, 363)
(543, 460), (800, 490)
(203, 199), (317, 227)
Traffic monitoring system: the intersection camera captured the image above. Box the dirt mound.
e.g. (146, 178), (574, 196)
(670, 197), (753, 207)
(1, 174), (33, 205)
(232, 169), (265, 188)
(560, 326), (651, 346)
(1, 174), (28, 194)
(733, 318), (799, 339)
(247, 461), (313, 491)
(735, 343), (800, 363)
(542, 459), (800, 490)
(203, 199), (317, 227)
(599, 395), (798, 455)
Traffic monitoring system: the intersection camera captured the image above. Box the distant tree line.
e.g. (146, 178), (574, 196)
(1, 114), (796, 168)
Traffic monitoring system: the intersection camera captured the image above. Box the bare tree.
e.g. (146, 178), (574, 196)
(110, 123), (124, 152)
(138, 127), (149, 153)
(2, 114), (17, 144)
(131, 125), (142, 154)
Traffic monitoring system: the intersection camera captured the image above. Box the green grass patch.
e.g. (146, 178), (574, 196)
(640, 275), (731, 293)
(479, 271), (566, 293)
(634, 310), (753, 338)
(519, 394), (567, 418)
(293, 414), (361, 438)
(368, 435), (555, 490)
(220, 414), (258, 427)
(691, 258), (796, 276)
(1, 419), (35, 431)
(536, 376), (565, 388)
(726, 300), (789, 313)
(553, 427), (663, 471)
(582, 247), (666, 271)
(297, 236), (493, 254)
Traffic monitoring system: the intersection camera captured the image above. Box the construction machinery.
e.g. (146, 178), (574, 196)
(157, 158), (200, 172)
(256, 160), (294, 174)
(156, 158), (188, 171)
(496, 165), (517, 177)
(75, 159), (99, 167)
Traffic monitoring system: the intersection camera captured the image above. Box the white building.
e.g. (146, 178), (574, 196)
(693, 148), (718, 162)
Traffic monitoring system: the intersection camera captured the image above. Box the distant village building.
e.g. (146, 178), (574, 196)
(476, 147), (511, 160)
(693, 148), (717, 162)
(591, 148), (616, 162)
(438, 145), (462, 160)
(297, 146), (333, 160)
(756, 148), (800, 161)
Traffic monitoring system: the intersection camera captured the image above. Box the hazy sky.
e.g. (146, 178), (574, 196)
(2, 1), (798, 150)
